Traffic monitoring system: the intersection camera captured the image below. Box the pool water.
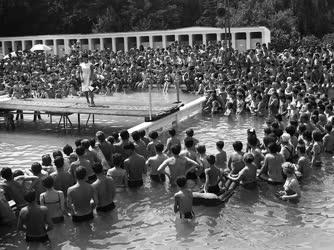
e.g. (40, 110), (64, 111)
(1, 110), (334, 249)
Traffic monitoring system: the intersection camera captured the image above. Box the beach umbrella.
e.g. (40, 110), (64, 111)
(30, 44), (51, 52)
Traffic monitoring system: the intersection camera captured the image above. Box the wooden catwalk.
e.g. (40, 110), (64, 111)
(0, 94), (188, 131)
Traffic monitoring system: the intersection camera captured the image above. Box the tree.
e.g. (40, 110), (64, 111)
(196, 0), (217, 26)
(0, 0), (333, 38)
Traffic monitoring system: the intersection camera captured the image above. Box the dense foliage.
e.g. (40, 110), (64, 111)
(1, 0), (334, 46)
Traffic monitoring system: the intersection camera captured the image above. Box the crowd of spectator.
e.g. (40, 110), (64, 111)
(1, 41), (333, 101)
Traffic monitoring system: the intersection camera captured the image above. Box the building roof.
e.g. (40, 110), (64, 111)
(0, 26), (270, 41)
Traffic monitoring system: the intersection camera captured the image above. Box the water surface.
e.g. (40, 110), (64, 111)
(1, 104), (334, 249)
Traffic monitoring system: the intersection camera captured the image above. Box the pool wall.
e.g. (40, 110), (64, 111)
(129, 96), (205, 134)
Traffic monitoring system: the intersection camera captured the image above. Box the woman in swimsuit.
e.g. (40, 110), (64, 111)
(40, 176), (66, 224)
(278, 162), (301, 202)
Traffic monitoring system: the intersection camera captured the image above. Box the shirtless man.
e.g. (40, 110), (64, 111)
(1, 167), (34, 209)
(123, 142), (146, 188)
(164, 128), (181, 155)
(215, 141), (227, 170)
(158, 144), (199, 186)
(67, 166), (97, 223)
(174, 176), (194, 220)
(29, 162), (47, 203)
(107, 153), (128, 188)
(96, 131), (113, 166)
(258, 142), (285, 184)
(227, 141), (245, 174)
(70, 146), (94, 183)
(323, 124), (334, 153)
(228, 153), (258, 190)
(81, 139), (100, 165)
(63, 144), (74, 170)
(92, 163), (116, 213)
(139, 130), (150, 146)
(114, 130), (130, 160)
(53, 150), (70, 172)
(184, 129), (199, 150)
(132, 130), (148, 159)
(146, 143), (168, 183)
(180, 139), (198, 181)
(204, 155), (223, 195)
(51, 156), (74, 198)
(180, 139), (198, 161)
(17, 190), (53, 243)
(146, 131), (161, 158)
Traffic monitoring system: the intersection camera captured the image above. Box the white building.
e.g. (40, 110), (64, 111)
(0, 26), (270, 58)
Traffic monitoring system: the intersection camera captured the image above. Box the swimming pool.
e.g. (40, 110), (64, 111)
(1, 110), (334, 249)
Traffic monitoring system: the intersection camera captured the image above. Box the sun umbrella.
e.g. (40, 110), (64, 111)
(30, 44), (51, 52)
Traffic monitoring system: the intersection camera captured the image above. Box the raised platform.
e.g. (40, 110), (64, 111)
(0, 92), (197, 131)
(0, 98), (176, 117)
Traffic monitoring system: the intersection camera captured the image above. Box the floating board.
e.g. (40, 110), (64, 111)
(192, 191), (234, 206)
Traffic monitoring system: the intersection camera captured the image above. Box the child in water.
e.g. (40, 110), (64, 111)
(227, 153), (257, 190)
(215, 141), (227, 170)
(196, 144), (209, 180)
(174, 176), (194, 220)
(204, 155), (223, 195)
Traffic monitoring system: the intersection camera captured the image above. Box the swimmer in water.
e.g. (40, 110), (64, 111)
(215, 140), (227, 170)
(164, 128), (181, 156)
(67, 166), (97, 223)
(185, 129), (199, 149)
(277, 162), (301, 202)
(180, 139), (199, 182)
(107, 153), (128, 188)
(69, 146), (93, 183)
(146, 143), (168, 183)
(204, 155), (223, 195)
(227, 141), (245, 175)
(51, 156), (75, 199)
(92, 162), (116, 213)
(124, 142), (146, 188)
(295, 144), (312, 180)
(311, 130), (323, 168)
(40, 176), (66, 224)
(174, 176), (194, 220)
(158, 144), (199, 186)
(258, 142), (285, 184)
(17, 190), (53, 244)
(323, 124), (334, 154)
(146, 131), (161, 158)
(227, 153), (257, 190)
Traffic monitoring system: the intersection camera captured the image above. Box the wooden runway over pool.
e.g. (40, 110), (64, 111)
(0, 93), (194, 131)
(0, 98), (177, 117)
